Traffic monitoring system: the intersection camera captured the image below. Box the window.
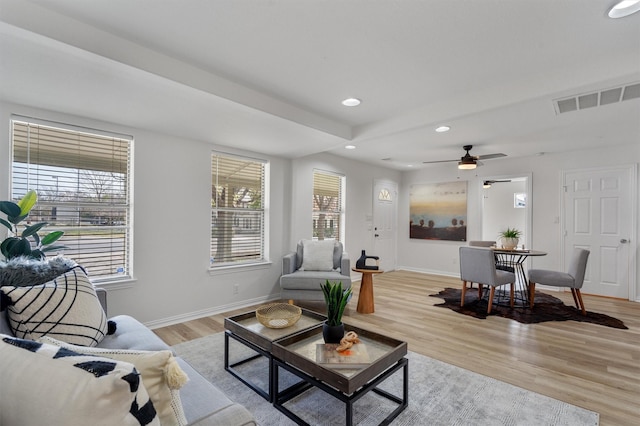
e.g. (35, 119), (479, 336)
(313, 170), (345, 241)
(211, 153), (266, 266)
(11, 118), (133, 282)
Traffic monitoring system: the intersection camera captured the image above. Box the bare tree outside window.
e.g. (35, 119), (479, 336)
(313, 170), (344, 242)
(11, 119), (132, 280)
(211, 154), (266, 266)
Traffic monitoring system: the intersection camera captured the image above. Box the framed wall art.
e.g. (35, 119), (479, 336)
(409, 181), (468, 241)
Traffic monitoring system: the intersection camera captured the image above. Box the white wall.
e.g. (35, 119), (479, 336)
(290, 153), (402, 277)
(398, 144), (640, 300)
(0, 101), (292, 325)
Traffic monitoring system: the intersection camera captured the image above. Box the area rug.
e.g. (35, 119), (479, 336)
(430, 287), (628, 329)
(173, 332), (599, 425)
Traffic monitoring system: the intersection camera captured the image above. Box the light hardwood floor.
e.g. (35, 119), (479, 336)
(154, 270), (640, 425)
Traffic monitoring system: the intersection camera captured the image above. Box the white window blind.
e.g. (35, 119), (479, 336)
(11, 119), (132, 281)
(313, 170), (344, 242)
(211, 153), (265, 266)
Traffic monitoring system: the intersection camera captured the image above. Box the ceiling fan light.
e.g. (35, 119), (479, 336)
(458, 160), (477, 170)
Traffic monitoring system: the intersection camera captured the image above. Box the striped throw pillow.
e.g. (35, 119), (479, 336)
(1, 266), (109, 346)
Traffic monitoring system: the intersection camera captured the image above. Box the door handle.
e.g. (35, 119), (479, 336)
(374, 234), (379, 237)
(620, 239), (629, 244)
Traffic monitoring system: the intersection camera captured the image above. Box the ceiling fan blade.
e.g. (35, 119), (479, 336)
(485, 179), (512, 184)
(422, 159), (458, 164)
(476, 153), (507, 160)
(423, 147), (506, 165)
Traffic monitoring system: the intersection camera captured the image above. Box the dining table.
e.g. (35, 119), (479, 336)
(490, 247), (547, 307)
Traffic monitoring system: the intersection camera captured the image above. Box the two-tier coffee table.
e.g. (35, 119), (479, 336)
(271, 323), (408, 426)
(224, 308), (326, 402)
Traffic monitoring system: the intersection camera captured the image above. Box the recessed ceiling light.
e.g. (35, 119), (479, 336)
(608, 0), (640, 18)
(345, 145), (356, 150)
(341, 98), (361, 107)
(435, 125), (451, 133)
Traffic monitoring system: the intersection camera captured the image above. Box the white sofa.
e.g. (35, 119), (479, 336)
(0, 287), (256, 426)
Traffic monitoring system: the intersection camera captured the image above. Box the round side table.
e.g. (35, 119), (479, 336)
(352, 268), (384, 314)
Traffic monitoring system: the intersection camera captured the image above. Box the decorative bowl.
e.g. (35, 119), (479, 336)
(255, 303), (302, 328)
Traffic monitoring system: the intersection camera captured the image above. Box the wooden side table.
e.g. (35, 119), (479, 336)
(352, 268), (384, 314)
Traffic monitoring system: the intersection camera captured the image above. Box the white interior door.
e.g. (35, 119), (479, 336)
(373, 180), (398, 272)
(563, 165), (636, 299)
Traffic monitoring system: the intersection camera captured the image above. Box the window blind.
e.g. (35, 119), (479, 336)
(312, 170), (344, 242)
(11, 119), (132, 281)
(211, 153), (265, 266)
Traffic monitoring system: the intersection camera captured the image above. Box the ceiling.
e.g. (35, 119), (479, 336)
(1, 0), (639, 170)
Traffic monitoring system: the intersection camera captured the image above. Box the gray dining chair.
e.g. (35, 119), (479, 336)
(459, 246), (516, 313)
(468, 241), (495, 247)
(528, 248), (590, 315)
(466, 241), (498, 289)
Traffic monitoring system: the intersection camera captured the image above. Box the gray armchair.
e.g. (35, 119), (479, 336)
(459, 246), (516, 313)
(528, 248), (590, 315)
(280, 240), (351, 302)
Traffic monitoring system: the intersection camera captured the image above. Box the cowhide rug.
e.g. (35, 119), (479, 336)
(430, 287), (628, 329)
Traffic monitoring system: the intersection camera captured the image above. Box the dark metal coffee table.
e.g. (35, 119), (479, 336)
(224, 308), (326, 402)
(271, 324), (408, 426)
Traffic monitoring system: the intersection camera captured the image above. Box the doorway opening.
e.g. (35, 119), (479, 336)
(481, 174), (531, 249)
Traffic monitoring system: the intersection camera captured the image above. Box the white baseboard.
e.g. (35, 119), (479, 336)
(144, 293), (281, 330)
(396, 265), (460, 278)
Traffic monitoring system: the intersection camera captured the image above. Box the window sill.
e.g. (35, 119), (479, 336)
(208, 261), (273, 275)
(93, 276), (137, 291)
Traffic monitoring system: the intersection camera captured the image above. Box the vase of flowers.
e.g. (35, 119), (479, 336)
(320, 280), (351, 343)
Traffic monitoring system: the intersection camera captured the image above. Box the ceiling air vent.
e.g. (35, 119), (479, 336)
(553, 82), (640, 115)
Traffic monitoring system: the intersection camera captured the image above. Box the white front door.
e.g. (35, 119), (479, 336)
(373, 180), (398, 272)
(563, 165), (636, 299)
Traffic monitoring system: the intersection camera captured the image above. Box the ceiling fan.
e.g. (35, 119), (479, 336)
(483, 179), (511, 188)
(423, 145), (507, 170)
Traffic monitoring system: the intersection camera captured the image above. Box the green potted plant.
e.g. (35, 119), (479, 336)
(320, 280), (352, 343)
(0, 190), (65, 260)
(499, 227), (521, 249)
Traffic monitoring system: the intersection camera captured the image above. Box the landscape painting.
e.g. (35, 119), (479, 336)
(410, 181), (467, 241)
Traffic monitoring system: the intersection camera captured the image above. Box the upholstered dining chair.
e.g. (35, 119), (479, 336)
(459, 246), (516, 313)
(468, 240), (496, 247)
(465, 241), (498, 290)
(528, 248), (590, 315)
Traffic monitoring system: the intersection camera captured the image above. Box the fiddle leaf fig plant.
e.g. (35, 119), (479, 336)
(320, 280), (352, 327)
(0, 190), (65, 260)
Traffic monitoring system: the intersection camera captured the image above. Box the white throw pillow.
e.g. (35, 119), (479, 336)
(1, 266), (109, 346)
(301, 239), (336, 271)
(0, 334), (160, 426)
(40, 336), (189, 426)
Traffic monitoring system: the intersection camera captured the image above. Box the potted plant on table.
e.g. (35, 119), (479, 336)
(320, 280), (352, 343)
(499, 227), (521, 250)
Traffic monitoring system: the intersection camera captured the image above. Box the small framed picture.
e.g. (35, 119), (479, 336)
(514, 193), (526, 208)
